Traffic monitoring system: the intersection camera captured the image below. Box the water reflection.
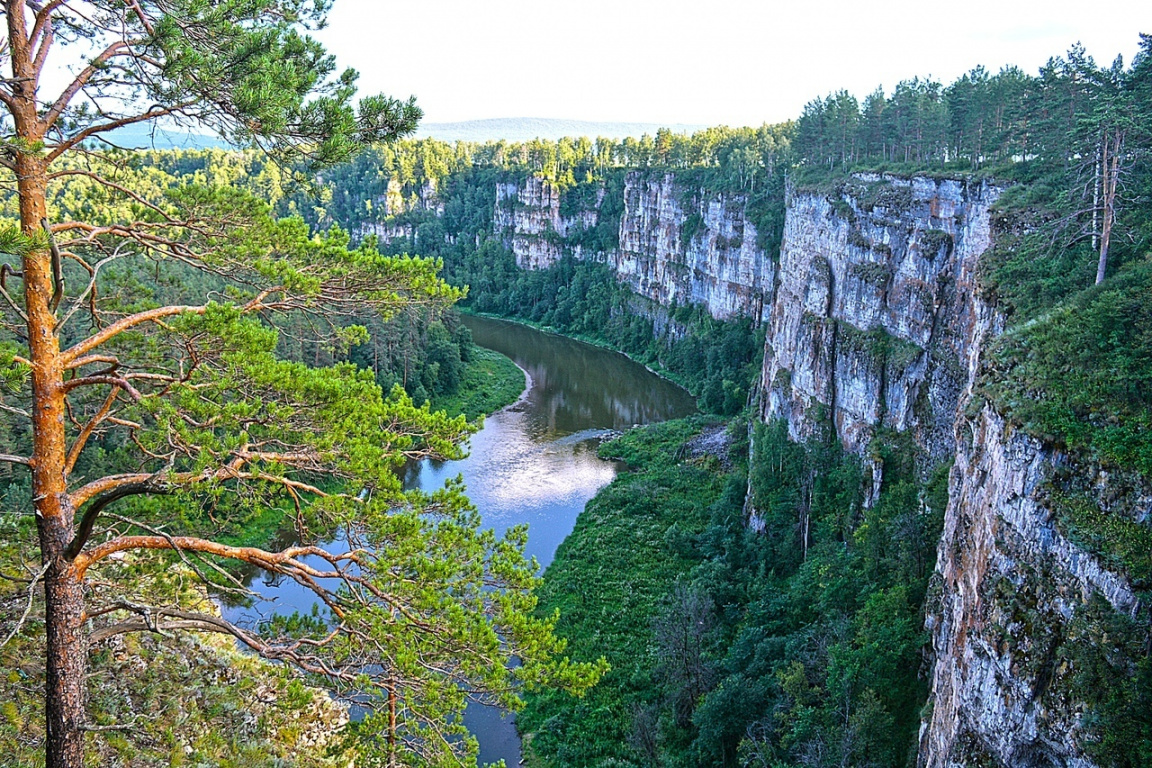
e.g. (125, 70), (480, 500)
(403, 405), (618, 567)
(222, 315), (696, 766)
(466, 315), (697, 440)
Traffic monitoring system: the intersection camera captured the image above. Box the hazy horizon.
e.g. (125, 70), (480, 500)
(315, 0), (1152, 127)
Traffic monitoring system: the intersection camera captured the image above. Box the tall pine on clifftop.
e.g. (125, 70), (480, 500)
(0, 2), (601, 766)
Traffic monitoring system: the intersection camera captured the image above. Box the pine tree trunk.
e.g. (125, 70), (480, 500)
(42, 550), (87, 768)
(20, 152), (86, 768)
(7, 8), (86, 756)
(21, 159), (85, 767)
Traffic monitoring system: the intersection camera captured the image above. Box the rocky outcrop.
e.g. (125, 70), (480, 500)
(757, 174), (1145, 768)
(610, 172), (772, 321)
(358, 178), (441, 245)
(492, 172), (773, 320)
(759, 175), (997, 459)
(922, 405), (1145, 768)
(493, 177), (601, 270)
(360, 221), (417, 242)
(369, 169), (774, 319)
(383, 177), (443, 217)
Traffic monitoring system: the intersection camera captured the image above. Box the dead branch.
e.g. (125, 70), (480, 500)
(0, 560), (50, 648)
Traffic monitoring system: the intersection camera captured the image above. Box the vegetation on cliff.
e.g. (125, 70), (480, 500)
(520, 416), (947, 768)
(790, 36), (1152, 485)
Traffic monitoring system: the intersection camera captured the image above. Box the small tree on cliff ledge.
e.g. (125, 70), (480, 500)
(0, 2), (603, 766)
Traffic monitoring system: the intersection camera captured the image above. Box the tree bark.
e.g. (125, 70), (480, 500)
(8, 5), (85, 764)
(41, 552), (87, 768)
(387, 680), (398, 768)
(23, 165), (86, 768)
(21, 145), (86, 768)
(1096, 128), (1123, 286)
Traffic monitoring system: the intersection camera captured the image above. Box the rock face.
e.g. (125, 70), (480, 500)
(384, 177), (442, 217)
(759, 175), (997, 460)
(492, 171), (773, 320)
(493, 177), (599, 270)
(611, 172), (772, 321)
(359, 178), (442, 245)
(923, 405), (1145, 768)
(757, 174), (1143, 768)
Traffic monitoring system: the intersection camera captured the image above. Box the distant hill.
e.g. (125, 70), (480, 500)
(101, 124), (229, 151)
(414, 117), (709, 143)
(98, 118), (711, 150)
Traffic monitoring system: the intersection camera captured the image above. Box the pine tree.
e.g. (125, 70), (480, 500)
(0, 3), (602, 766)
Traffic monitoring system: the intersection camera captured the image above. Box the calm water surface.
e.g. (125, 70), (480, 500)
(223, 315), (696, 765)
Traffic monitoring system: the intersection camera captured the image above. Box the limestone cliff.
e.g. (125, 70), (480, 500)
(358, 178), (442, 244)
(759, 175), (1144, 768)
(758, 175), (995, 460)
(492, 176), (600, 270)
(923, 404), (1146, 768)
(610, 172), (772, 321)
(492, 171), (773, 321)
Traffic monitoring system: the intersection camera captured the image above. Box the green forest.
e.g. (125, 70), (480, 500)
(305, 36), (1147, 768)
(1, 1), (1150, 766)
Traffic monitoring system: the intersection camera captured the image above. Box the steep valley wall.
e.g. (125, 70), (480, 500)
(758, 176), (993, 461)
(492, 172), (774, 322)
(380, 168), (1145, 767)
(924, 404), (1148, 767)
(755, 175), (1144, 768)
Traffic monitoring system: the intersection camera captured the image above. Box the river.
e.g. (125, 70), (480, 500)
(223, 315), (697, 765)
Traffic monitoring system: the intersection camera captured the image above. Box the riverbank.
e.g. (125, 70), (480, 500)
(518, 416), (741, 767)
(430, 346), (528, 422)
(462, 309), (700, 401)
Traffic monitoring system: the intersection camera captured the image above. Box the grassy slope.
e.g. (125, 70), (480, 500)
(518, 418), (729, 767)
(430, 346), (526, 422)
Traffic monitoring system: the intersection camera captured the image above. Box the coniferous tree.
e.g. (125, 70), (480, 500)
(0, 3), (602, 766)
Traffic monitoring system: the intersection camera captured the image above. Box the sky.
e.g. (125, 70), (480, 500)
(315, 0), (1152, 127)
